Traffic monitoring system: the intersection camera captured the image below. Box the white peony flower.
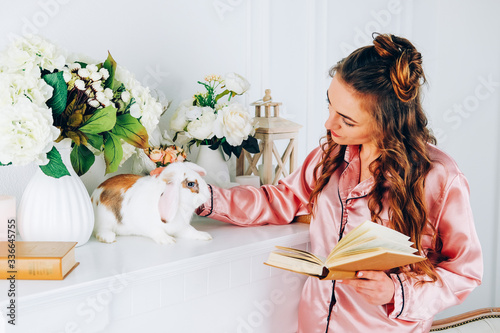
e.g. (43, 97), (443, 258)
(186, 108), (217, 141)
(0, 98), (60, 166)
(185, 105), (203, 121)
(213, 103), (254, 146)
(223, 72), (250, 95)
(170, 105), (189, 132)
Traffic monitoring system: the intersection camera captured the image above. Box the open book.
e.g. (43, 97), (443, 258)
(264, 220), (426, 280)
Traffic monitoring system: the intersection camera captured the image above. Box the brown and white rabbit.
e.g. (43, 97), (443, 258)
(91, 162), (211, 244)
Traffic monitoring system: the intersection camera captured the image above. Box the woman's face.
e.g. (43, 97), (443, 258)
(325, 76), (377, 147)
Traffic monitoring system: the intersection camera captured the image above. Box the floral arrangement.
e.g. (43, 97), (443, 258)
(170, 73), (259, 158)
(0, 35), (166, 178)
(145, 144), (187, 176)
(145, 145), (187, 168)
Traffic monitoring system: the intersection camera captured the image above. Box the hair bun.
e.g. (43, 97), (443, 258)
(373, 34), (424, 102)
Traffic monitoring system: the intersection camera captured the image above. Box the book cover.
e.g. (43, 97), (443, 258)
(0, 241), (79, 280)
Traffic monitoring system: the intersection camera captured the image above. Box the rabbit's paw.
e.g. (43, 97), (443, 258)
(193, 230), (212, 241)
(95, 231), (116, 243)
(152, 232), (176, 245)
(185, 229), (212, 241)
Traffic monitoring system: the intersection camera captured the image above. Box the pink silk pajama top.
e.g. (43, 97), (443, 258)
(197, 144), (483, 333)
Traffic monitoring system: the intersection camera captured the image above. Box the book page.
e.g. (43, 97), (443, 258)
(327, 248), (425, 271)
(274, 246), (325, 265)
(326, 221), (413, 263)
(265, 251), (325, 276)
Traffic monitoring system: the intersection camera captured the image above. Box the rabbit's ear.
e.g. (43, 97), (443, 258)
(183, 162), (207, 177)
(158, 181), (179, 223)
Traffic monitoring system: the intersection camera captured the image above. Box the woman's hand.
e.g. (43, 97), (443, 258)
(339, 271), (395, 305)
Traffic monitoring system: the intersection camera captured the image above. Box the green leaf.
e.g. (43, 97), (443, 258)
(242, 136), (260, 154)
(111, 114), (149, 149)
(70, 144), (95, 176)
(42, 71), (68, 116)
(39, 146), (71, 178)
(0, 161), (12, 166)
(79, 105), (117, 134)
(102, 52), (117, 89)
(221, 141), (233, 158)
(85, 133), (104, 150)
(103, 132), (122, 174)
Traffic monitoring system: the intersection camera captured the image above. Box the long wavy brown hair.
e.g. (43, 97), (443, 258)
(309, 34), (441, 282)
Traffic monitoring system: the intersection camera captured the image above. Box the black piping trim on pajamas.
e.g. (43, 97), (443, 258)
(203, 184), (214, 217)
(396, 274), (405, 318)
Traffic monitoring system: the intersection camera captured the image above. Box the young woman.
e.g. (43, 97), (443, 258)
(196, 33), (483, 332)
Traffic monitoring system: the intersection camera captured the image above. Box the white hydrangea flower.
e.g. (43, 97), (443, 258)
(0, 98), (60, 166)
(0, 70), (53, 107)
(0, 35), (66, 73)
(115, 65), (166, 138)
(213, 102), (254, 146)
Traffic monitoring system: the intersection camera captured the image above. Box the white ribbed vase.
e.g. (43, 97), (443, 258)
(17, 139), (94, 247)
(196, 145), (232, 188)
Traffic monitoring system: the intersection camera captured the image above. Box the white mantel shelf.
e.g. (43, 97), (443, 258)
(1, 218), (310, 333)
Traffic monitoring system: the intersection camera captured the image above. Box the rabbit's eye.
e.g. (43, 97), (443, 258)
(182, 179), (200, 193)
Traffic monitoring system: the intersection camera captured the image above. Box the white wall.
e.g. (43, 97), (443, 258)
(0, 0), (498, 320)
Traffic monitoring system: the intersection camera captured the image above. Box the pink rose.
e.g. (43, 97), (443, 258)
(148, 149), (165, 163)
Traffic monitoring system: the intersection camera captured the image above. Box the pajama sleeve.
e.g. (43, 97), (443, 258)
(196, 147), (323, 226)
